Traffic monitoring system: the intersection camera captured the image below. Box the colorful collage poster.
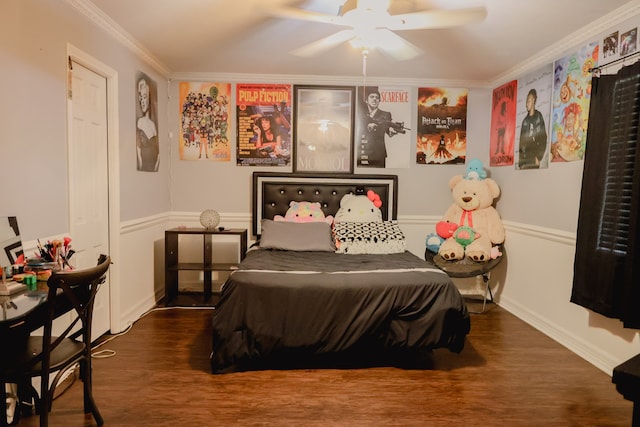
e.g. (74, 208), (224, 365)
(356, 85), (411, 169)
(178, 82), (231, 161)
(515, 64), (553, 170)
(489, 80), (517, 167)
(236, 84), (291, 167)
(550, 42), (598, 162)
(416, 88), (468, 165)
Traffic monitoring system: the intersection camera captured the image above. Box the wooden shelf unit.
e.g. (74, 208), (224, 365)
(165, 227), (247, 305)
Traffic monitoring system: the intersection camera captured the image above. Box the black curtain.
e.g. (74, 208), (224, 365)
(571, 61), (640, 328)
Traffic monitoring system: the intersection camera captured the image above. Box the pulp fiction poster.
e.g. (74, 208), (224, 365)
(236, 83), (291, 167)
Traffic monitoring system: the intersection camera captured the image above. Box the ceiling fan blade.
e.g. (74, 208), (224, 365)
(387, 6), (487, 31)
(372, 29), (422, 61)
(290, 29), (356, 57)
(261, 5), (344, 26)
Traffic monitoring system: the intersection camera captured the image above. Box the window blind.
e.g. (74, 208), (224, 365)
(598, 74), (640, 255)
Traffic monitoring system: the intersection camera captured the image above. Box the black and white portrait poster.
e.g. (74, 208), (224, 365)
(135, 72), (159, 172)
(356, 85), (411, 169)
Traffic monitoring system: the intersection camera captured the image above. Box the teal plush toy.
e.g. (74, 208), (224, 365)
(465, 158), (487, 180)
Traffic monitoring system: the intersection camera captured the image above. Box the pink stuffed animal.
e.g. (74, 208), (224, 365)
(274, 201), (334, 224)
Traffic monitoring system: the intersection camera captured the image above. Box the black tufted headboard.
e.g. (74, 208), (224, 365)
(252, 172), (399, 236)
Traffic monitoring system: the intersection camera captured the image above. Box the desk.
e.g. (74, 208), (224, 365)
(1, 289), (47, 334)
(1, 285), (75, 347)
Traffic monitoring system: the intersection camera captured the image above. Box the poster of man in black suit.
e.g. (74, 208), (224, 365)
(357, 86), (409, 168)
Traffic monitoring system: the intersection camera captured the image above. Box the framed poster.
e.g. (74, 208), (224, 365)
(236, 83), (291, 167)
(416, 87), (468, 165)
(293, 85), (355, 173)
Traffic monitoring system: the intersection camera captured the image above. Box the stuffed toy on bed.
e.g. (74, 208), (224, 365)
(333, 190), (405, 254)
(437, 162), (505, 262)
(334, 190), (382, 223)
(274, 201), (334, 224)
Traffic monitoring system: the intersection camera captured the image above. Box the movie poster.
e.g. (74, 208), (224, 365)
(356, 85), (411, 169)
(178, 82), (231, 161)
(620, 27), (638, 57)
(602, 30), (619, 60)
(489, 80), (517, 167)
(515, 64), (553, 170)
(236, 83), (291, 167)
(550, 42), (598, 162)
(416, 87), (467, 165)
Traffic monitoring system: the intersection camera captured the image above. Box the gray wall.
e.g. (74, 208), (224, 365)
(1, 0), (601, 239)
(0, 0), (171, 241)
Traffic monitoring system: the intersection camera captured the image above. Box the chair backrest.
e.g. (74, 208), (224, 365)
(43, 255), (111, 360)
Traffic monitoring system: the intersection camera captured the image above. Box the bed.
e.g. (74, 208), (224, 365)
(210, 172), (470, 373)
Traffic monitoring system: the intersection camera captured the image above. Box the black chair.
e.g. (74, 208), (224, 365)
(1, 254), (110, 426)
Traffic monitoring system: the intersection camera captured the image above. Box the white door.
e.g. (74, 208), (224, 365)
(68, 61), (110, 340)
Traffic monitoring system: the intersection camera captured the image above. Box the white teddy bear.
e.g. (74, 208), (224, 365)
(438, 174), (505, 262)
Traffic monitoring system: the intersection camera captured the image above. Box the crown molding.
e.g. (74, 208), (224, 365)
(63, 0), (170, 76)
(490, 0), (640, 86)
(167, 71), (488, 89)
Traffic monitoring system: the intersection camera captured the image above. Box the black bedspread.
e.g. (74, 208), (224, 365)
(210, 250), (470, 373)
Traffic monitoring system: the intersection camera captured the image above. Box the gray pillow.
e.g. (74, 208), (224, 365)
(259, 219), (335, 251)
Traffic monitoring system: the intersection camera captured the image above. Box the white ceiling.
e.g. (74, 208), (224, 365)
(83, 0), (637, 83)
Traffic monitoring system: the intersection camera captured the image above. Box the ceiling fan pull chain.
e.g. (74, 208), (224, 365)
(362, 48), (368, 100)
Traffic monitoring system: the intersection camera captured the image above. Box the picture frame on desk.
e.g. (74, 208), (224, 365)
(293, 85), (355, 174)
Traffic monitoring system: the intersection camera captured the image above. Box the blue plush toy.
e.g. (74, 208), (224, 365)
(465, 158), (487, 180)
(425, 233), (445, 253)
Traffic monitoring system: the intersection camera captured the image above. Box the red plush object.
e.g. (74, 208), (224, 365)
(436, 220), (458, 239)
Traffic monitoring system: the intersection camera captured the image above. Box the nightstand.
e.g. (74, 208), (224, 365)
(165, 228), (247, 306)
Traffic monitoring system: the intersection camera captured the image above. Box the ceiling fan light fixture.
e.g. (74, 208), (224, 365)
(348, 30), (378, 50)
(273, 0), (486, 61)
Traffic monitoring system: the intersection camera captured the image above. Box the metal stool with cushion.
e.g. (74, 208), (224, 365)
(425, 247), (503, 313)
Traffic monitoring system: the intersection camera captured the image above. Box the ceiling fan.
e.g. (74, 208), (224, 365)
(264, 0), (487, 61)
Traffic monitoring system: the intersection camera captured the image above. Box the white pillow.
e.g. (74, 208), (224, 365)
(334, 221), (406, 254)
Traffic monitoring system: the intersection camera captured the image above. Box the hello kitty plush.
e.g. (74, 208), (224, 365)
(334, 191), (383, 223)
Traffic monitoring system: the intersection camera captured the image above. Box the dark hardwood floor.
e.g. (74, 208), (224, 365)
(16, 301), (632, 426)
